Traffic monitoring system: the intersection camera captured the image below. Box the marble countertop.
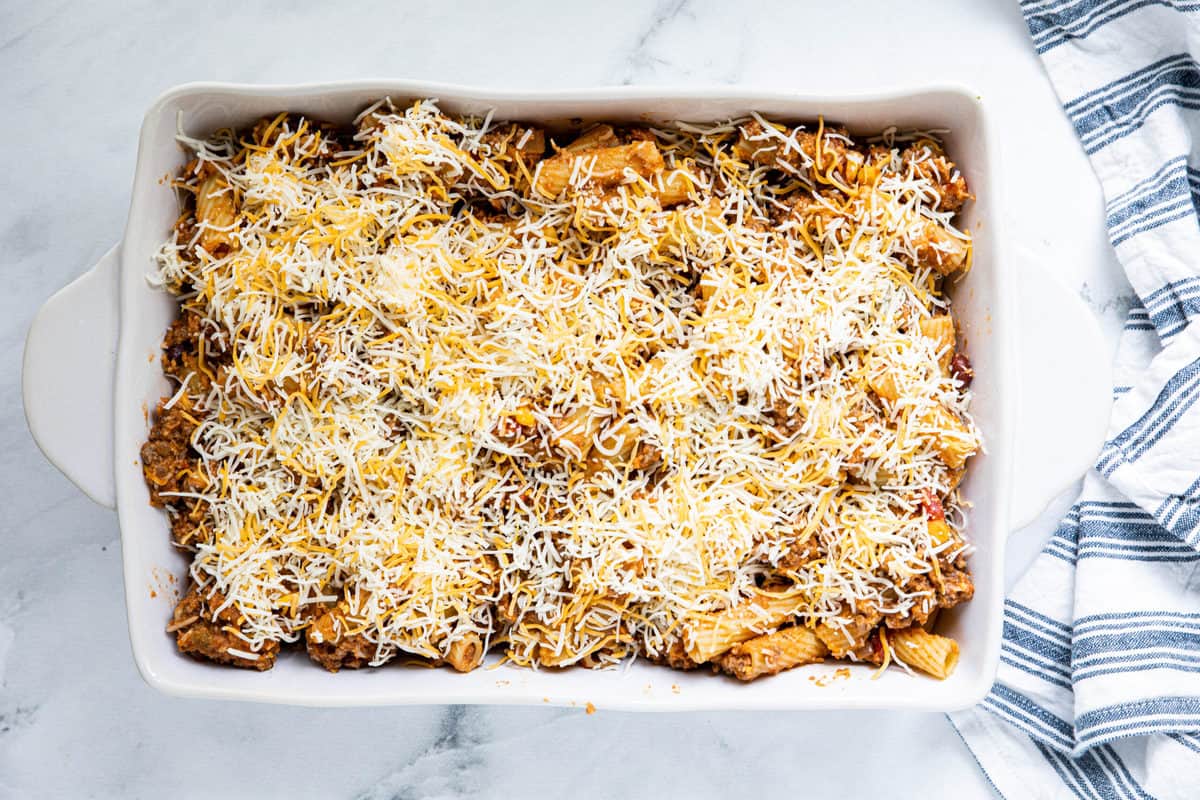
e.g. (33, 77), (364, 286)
(1, 1), (1130, 797)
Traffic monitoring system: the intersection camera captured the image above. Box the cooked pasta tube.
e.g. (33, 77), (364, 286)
(445, 632), (485, 673)
(194, 173), (239, 255)
(685, 592), (800, 663)
(717, 626), (829, 680)
(533, 140), (665, 197)
(889, 625), (960, 679)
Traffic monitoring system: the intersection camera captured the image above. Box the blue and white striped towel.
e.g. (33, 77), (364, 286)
(948, 3), (1200, 798)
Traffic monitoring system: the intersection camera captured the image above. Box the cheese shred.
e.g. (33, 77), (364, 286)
(148, 99), (980, 676)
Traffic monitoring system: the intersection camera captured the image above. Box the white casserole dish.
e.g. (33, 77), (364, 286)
(23, 82), (1112, 711)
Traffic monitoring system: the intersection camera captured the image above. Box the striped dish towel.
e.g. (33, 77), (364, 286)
(948, 3), (1200, 798)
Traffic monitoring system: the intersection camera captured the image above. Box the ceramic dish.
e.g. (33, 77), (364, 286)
(23, 81), (1111, 710)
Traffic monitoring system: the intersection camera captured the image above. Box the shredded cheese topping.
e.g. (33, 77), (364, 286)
(151, 99), (979, 670)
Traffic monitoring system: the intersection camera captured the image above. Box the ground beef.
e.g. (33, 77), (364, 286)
(938, 555), (975, 609)
(880, 555), (973, 632)
(767, 396), (804, 440)
(306, 600), (377, 672)
(161, 309), (228, 390)
(884, 572), (937, 630)
(778, 534), (821, 573)
(161, 312), (201, 378)
(652, 638), (701, 671)
(782, 191), (850, 241)
(716, 647), (759, 681)
(816, 603), (883, 659)
(169, 509), (207, 548)
(902, 145), (971, 212)
(140, 401), (200, 507)
(798, 129), (862, 185)
(168, 585), (278, 671)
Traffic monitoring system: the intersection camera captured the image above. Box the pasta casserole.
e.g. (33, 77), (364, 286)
(141, 98), (980, 681)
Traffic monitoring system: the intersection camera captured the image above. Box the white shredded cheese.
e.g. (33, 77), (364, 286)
(151, 100), (980, 671)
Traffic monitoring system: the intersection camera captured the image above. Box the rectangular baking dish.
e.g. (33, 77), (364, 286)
(23, 82), (1113, 710)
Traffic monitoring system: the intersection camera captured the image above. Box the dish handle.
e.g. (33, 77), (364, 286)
(1009, 246), (1113, 530)
(23, 245), (120, 509)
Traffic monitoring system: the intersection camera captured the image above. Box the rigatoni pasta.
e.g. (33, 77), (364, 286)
(141, 99), (980, 681)
(192, 173), (238, 256)
(889, 626), (961, 680)
(717, 626), (830, 681)
(684, 592), (804, 663)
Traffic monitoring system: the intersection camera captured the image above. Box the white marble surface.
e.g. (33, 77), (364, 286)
(1, 1), (1130, 797)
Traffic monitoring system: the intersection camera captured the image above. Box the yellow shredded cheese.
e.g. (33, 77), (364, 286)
(151, 99), (980, 670)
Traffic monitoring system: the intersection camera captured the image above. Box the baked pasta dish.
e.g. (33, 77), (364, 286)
(142, 99), (980, 681)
